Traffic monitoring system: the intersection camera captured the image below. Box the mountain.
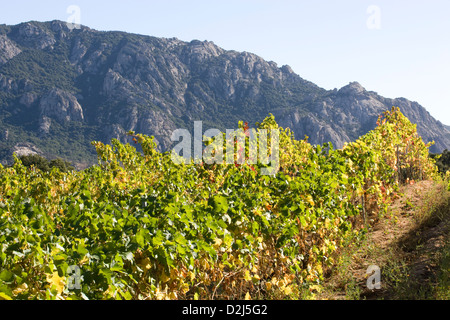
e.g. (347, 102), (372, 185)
(1, 20), (449, 169)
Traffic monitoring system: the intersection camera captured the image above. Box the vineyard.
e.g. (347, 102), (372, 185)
(0, 107), (440, 300)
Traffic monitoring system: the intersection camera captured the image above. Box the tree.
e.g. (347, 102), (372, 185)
(430, 149), (450, 174)
(18, 154), (74, 172)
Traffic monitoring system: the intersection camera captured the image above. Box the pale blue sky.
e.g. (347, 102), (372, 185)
(1, 0), (449, 125)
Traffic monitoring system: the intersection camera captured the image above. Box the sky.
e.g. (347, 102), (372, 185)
(1, 0), (449, 125)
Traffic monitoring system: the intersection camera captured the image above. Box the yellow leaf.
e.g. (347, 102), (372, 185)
(46, 272), (65, 294)
(214, 238), (223, 246)
(139, 257), (152, 270)
(244, 270), (251, 281)
(156, 292), (166, 300)
(201, 259), (210, 270)
(347, 159), (353, 167)
(252, 208), (262, 216)
(265, 282), (272, 291)
(79, 255), (89, 266)
(315, 264), (323, 275)
(181, 283), (190, 294)
(168, 291), (178, 300)
(284, 286), (292, 295)
(245, 292), (251, 300)
(309, 285), (322, 293)
(155, 287), (166, 300)
(160, 272), (170, 283)
(170, 268), (179, 279)
(104, 285), (116, 298)
(0, 292), (12, 300)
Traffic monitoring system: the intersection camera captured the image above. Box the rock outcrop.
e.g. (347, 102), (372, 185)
(11, 143), (42, 157)
(0, 34), (22, 65)
(39, 88), (84, 124)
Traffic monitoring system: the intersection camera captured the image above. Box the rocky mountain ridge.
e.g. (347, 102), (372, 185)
(0, 20), (449, 168)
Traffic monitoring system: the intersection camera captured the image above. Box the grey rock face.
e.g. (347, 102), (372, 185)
(70, 37), (88, 65)
(19, 92), (38, 108)
(12, 143), (42, 157)
(278, 111), (351, 149)
(0, 74), (18, 94)
(39, 116), (52, 135)
(39, 89), (84, 124)
(385, 98), (450, 151)
(277, 82), (450, 152)
(181, 40), (224, 65)
(103, 69), (135, 98)
(135, 110), (178, 151)
(0, 35), (22, 65)
(11, 22), (56, 49)
(103, 123), (127, 144)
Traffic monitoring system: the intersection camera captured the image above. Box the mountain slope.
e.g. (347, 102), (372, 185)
(0, 20), (449, 168)
(277, 82), (450, 152)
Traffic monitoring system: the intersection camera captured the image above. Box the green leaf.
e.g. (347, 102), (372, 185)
(174, 233), (187, 246)
(299, 216), (307, 227)
(135, 228), (147, 247)
(77, 244), (88, 256)
(152, 231), (164, 247)
(0, 270), (14, 282)
(209, 195), (228, 214)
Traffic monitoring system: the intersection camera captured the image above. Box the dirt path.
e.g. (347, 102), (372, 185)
(320, 180), (450, 300)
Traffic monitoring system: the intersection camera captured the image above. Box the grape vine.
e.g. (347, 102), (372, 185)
(0, 107), (438, 300)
